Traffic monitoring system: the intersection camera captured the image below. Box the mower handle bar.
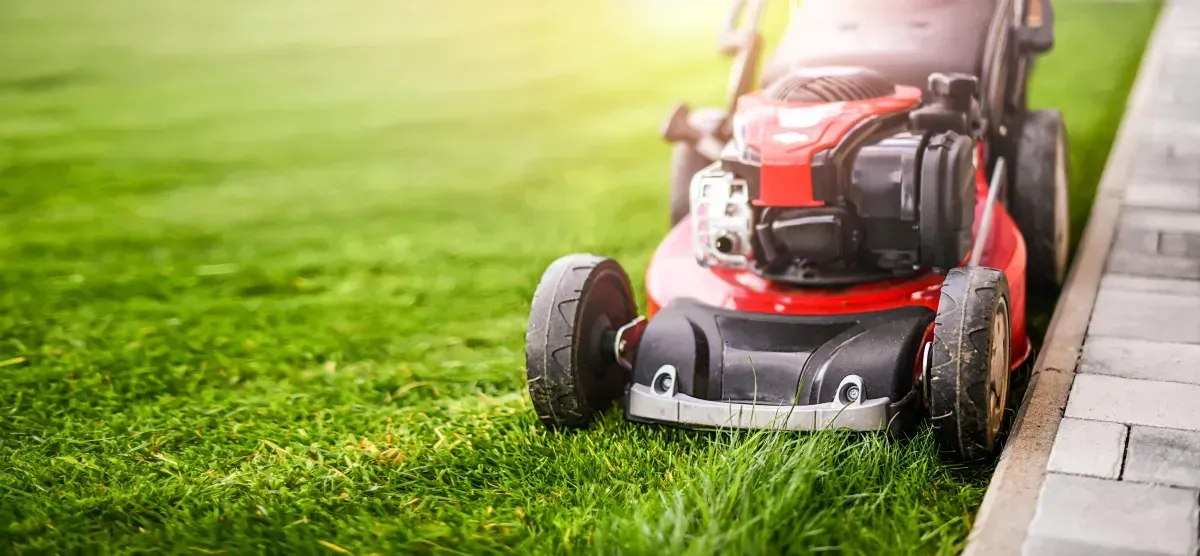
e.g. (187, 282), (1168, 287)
(1018, 0), (1055, 54)
(718, 0), (767, 56)
(969, 157), (1006, 267)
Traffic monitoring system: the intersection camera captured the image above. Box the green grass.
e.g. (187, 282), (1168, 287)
(0, 0), (1158, 554)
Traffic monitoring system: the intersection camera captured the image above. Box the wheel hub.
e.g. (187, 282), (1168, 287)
(987, 299), (1011, 441)
(1053, 129), (1070, 284)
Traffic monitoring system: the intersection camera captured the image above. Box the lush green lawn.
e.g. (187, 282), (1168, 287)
(0, 1), (1158, 553)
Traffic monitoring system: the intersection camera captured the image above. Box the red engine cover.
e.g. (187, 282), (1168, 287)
(738, 85), (922, 207)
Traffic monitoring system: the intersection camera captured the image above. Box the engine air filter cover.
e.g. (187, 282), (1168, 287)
(764, 66), (897, 104)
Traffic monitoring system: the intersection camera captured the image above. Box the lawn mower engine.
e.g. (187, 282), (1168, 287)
(692, 68), (977, 286)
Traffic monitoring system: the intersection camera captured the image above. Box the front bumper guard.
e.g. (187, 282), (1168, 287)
(626, 382), (913, 431)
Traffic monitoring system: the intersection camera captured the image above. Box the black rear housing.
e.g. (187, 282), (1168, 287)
(741, 126), (976, 286)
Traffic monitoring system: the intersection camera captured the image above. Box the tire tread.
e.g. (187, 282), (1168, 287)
(525, 254), (635, 429)
(929, 267), (1012, 461)
(1013, 109), (1069, 291)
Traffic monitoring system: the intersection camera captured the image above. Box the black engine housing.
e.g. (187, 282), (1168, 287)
(747, 128), (976, 286)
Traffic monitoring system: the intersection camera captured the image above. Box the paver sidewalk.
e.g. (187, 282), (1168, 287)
(989, 1), (1200, 554)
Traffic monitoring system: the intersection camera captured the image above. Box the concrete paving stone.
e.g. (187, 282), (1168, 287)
(1113, 226), (1160, 254)
(1123, 208), (1200, 234)
(1147, 119), (1200, 141)
(1146, 86), (1200, 112)
(1163, 23), (1200, 39)
(1137, 137), (1200, 158)
(1162, 58), (1200, 80)
(1149, 105), (1200, 122)
(1108, 250), (1200, 280)
(1159, 230), (1200, 258)
(1090, 287), (1200, 343)
(1148, 101), (1200, 121)
(1125, 426), (1200, 489)
(1046, 418), (1128, 479)
(1137, 167), (1199, 186)
(1101, 274), (1200, 296)
(1125, 182), (1200, 211)
(1168, 34), (1200, 56)
(1155, 82), (1200, 107)
(1081, 336), (1200, 385)
(1154, 79), (1200, 98)
(1023, 473), (1200, 556)
(1065, 374), (1200, 431)
(1131, 142), (1200, 181)
(1162, 33), (1200, 53)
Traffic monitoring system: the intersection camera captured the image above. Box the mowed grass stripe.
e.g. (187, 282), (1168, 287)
(0, 0), (1159, 553)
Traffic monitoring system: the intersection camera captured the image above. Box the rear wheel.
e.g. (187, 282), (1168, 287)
(1012, 110), (1070, 291)
(669, 144), (709, 226)
(668, 108), (724, 226)
(928, 267), (1013, 461)
(525, 254), (637, 428)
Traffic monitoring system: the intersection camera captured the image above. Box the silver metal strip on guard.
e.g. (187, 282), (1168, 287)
(626, 383), (892, 431)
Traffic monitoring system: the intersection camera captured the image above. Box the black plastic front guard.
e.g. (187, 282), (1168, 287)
(624, 299), (933, 434)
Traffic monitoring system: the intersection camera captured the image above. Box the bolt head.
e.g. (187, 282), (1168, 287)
(844, 385), (860, 402)
(653, 372), (675, 395)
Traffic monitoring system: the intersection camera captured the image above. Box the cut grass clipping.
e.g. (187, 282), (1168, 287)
(0, 0), (1159, 554)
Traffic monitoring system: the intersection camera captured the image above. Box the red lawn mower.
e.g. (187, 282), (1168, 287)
(525, 0), (1068, 461)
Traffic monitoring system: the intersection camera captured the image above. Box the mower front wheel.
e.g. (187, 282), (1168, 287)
(928, 267), (1013, 462)
(525, 254), (638, 429)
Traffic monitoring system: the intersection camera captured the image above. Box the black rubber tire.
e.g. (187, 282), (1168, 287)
(928, 267), (1013, 462)
(1012, 109), (1070, 292)
(525, 254), (637, 429)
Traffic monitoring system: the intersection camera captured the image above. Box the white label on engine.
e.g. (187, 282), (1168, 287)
(777, 103), (845, 128)
(773, 132), (810, 145)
